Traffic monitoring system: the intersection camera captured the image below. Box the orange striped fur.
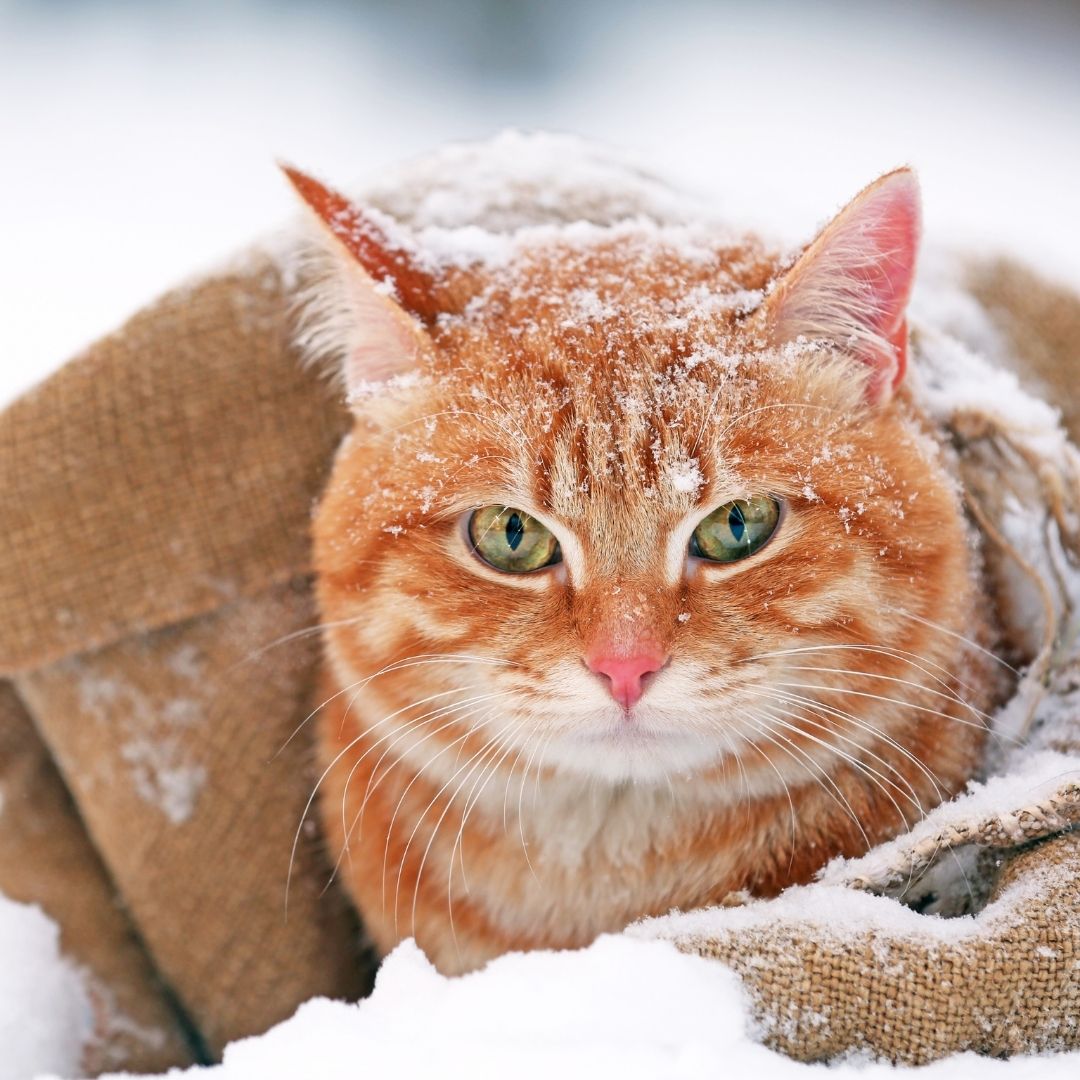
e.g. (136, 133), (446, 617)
(294, 165), (1004, 973)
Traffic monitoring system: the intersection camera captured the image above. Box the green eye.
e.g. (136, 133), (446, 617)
(690, 496), (781, 563)
(468, 506), (562, 573)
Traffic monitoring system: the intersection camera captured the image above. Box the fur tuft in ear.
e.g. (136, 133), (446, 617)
(282, 163), (436, 398)
(762, 168), (921, 404)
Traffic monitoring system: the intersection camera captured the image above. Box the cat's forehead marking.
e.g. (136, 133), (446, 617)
(525, 382), (742, 584)
(431, 229), (777, 363)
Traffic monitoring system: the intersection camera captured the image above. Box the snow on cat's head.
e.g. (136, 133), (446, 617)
(293, 150), (986, 800)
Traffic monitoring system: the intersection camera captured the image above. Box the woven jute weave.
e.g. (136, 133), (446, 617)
(1, 238), (1078, 1072)
(0, 253), (367, 1072)
(658, 832), (1080, 1065)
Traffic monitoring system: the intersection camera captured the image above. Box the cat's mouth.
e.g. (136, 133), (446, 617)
(575, 722), (675, 745)
(552, 709), (726, 782)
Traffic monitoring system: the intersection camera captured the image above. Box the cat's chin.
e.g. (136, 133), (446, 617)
(550, 721), (723, 785)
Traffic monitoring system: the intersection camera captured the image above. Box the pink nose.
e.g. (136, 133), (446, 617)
(586, 649), (668, 709)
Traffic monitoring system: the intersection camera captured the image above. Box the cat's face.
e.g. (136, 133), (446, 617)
(305, 168), (987, 793)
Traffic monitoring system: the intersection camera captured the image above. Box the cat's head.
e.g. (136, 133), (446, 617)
(294, 163), (986, 789)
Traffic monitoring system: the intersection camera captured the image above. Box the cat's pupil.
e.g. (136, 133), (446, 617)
(506, 512), (525, 551)
(728, 504), (746, 542)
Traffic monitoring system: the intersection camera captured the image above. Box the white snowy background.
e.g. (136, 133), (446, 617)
(4, 0), (1080, 407)
(3, 1), (1080, 1077)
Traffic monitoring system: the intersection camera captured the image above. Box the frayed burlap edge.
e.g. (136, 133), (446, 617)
(659, 832), (1080, 1065)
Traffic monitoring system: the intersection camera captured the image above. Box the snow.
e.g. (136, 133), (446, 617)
(0, 896), (92, 1080)
(817, 750), (1080, 891)
(5, 6), (1080, 1076)
(1, 909), (1077, 1078)
(666, 458), (706, 496)
(636, 845), (1036, 951)
(363, 129), (704, 235)
(4, 3), (1080, 408)
(23, 935), (1060, 1080)
(72, 669), (207, 826)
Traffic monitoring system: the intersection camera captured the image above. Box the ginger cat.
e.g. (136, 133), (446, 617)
(286, 156), (1000, 974)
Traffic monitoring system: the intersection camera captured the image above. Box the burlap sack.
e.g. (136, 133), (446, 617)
(645, 830), (1080, 1065)
(1, 212), (1077, 1070)
(0, 253), (370, 1072)
(0, 681), (190, 1072)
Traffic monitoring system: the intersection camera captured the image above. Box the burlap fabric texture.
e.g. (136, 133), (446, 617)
(1, 231), (1078, 1070)
(0, 253), (368, 1073)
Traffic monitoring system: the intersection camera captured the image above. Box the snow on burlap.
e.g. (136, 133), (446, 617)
(0, 896), (91, 1080)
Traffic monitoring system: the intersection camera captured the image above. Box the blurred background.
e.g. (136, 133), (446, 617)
(3, 0), (1080, 405)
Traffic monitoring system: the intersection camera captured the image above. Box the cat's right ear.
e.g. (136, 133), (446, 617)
(281, 164), (436, 394)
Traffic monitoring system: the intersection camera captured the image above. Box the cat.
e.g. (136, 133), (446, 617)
(285, 152), (1005, 975)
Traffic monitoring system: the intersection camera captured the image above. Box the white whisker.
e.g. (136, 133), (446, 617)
(771, 680), (999, 736)
(743, 713), (872, 849)
(397, 719), (519, 940)
(884, 606), (1018, 674)
(738, 643), (994, 721)
(744, 684), (947, 801)
(753, 700), (920, 825)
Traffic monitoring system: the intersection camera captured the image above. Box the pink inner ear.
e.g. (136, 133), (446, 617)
(859, 188), (920, 333)
(885, 318), (909, 393)
(856, 180), (919, 391)
(771, 169), (922, 403)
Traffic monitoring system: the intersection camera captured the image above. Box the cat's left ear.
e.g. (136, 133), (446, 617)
(759, 168), (921, 404)
(282, 164), (437, 394)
